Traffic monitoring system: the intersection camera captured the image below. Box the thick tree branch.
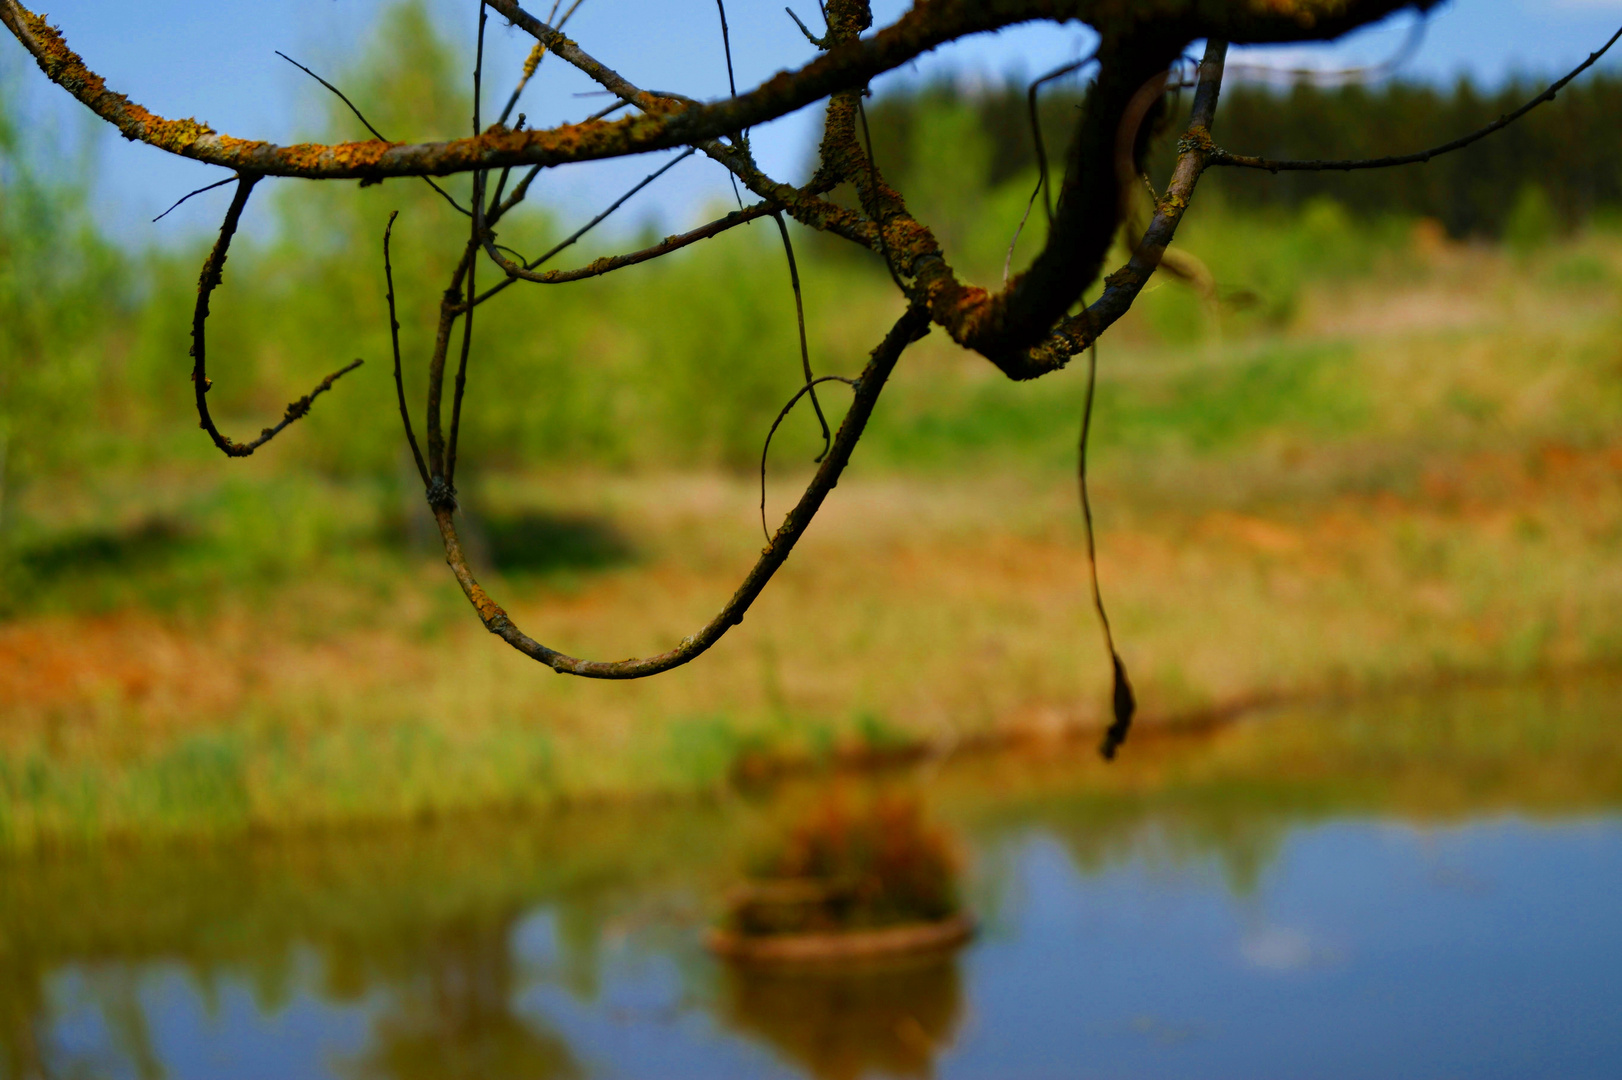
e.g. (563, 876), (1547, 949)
(1, 0), (1427, 181)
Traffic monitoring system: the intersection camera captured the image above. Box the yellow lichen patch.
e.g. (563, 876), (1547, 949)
(14, 6), (215, 151)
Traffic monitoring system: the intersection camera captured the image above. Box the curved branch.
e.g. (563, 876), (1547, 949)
(1010, 39), (1229, 376)
(191, 175), (362, 457)
(1209, 21), (1622, 173)
(759, 375), (857, 542)
(432, 305), (930, 679)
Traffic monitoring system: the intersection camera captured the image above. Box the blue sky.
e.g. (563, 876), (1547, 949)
(5, 0), (1622, 248)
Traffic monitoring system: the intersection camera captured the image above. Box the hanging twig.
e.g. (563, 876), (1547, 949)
(1077, 342), (1135, 760)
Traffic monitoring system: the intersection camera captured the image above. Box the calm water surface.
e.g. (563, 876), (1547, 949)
(4, 680), (1621, 1079)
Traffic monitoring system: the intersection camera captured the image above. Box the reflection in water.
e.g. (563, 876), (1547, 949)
(2, 678), (1620, 1079)
(717, 957), (962, 1080)
(346, 917), (578, 1080)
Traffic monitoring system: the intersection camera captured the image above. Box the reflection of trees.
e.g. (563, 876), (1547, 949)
(717, 957), (962, 1080)
(0, 951), (48, 1080)
(345, 915), (578, 1080)
(0, 960), (166, 1080)
(0, 806), (723, 1080)
(1045, 805), (1292, 898)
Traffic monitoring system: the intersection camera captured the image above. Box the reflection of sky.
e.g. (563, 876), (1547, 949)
(6, 0), (1622, 248)
(30, 816), (1622, 1079)
(948, 820), (1622, 1080)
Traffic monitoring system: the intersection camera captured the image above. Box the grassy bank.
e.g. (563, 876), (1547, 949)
(4, 218), (1622, 849)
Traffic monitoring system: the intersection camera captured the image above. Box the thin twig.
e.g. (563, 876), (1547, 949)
(774, 212), (831, 460)
(856, 96), (905, 291)
(586, 99), (632, 122)
(466, 200), (776, 308)
(152, 175), (237, 222)
(1005, 50), (1093, 284)
(1209, 22), (1622, 173)
(759, 375), (855, 542)
(716, 0), (738, 98)
(1028, 54), (1092, 225)
(1219, 11), (1426, 88)
(497, 0), (584, 128)
(448, 5), (489, 488)
(785, 6), (828, 49)
(480, 148), (696, 283)
(275, 50), (471, 216)
(715, 0), (747, 210)
(383, 211), (429, 486)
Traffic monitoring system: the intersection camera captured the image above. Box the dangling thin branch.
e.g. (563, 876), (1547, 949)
(1077, 342), (1135, 760)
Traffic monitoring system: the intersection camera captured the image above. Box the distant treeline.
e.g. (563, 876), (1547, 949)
(859, 69), (1622, 236)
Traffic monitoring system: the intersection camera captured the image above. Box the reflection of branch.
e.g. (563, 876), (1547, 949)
(1210, 23), (1622, 173)
(432, 306), (928, 679)
(190, 175), (362, 458)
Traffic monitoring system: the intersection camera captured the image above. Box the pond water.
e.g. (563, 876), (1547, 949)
(3, 679), (1621, 1079)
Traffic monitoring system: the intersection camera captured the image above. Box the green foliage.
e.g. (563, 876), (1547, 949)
(1206, 76), (1622, 236)
(1505, 183), (1558, 255)
(863, 70), (1622, 238)
(0, 67), (131, 509)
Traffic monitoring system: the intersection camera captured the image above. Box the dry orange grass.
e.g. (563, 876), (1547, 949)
(5, 230), (1622, 845)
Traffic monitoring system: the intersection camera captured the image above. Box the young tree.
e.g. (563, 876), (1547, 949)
(2, 0), (1614, 756)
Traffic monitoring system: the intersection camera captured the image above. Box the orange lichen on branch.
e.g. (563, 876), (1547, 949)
(2, 0), (1425, 181)
(9, 5), (218, 152)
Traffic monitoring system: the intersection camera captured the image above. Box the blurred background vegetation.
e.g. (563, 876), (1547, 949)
(4, 2), (1622, 848)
